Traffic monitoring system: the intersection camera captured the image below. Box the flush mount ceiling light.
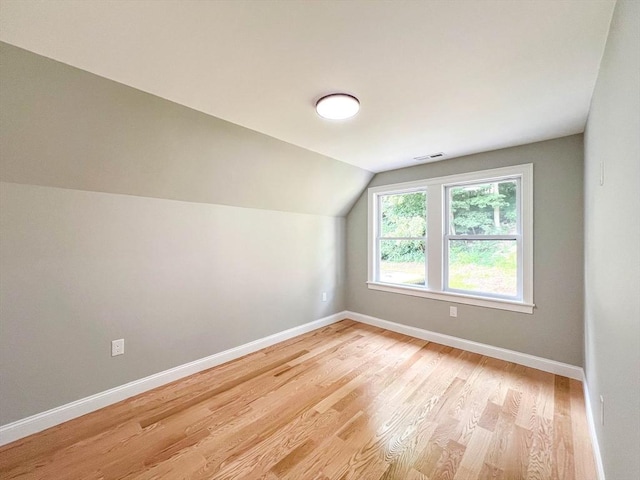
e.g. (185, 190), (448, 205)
(315, 93), (360, 120)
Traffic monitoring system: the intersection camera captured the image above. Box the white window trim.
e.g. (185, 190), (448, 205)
(367, 164), (534, 314)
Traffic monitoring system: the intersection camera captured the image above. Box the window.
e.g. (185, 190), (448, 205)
(378, 191), (426, 286)
(368, 164), (533, 313)
(445, 179), (520, 298)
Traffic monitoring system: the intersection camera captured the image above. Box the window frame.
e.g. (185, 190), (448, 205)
(367, 164), (534, 314)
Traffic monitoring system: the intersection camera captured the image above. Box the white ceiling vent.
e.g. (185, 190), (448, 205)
(414, 152), (445, 162)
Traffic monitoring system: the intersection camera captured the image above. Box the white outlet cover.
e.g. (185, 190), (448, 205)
(449, 306), (458, 317)
(111, 338), (125, 357)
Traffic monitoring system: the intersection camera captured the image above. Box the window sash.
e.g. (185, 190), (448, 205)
(444, 238), (522, 300)
(444, 176), (522, 236)
(375, 191), (427, 285)
(378, 236), (426, 241)
(445, 234), (518, 240)
(443, 177), (523, 300)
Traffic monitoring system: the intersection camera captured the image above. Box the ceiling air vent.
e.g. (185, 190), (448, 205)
(414, 152), (445, 162)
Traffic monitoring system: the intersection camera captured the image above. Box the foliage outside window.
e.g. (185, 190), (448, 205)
(367, 164), (533, 313)
(378, 191), (426, 286)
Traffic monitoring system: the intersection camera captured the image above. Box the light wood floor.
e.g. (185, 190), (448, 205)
(0, 320), (597, 479)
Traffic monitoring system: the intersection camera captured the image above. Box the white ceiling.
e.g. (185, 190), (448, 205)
(0, 0), (615, 173)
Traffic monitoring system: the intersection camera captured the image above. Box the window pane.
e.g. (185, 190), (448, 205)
(380, 192), (426, 237)
(448, 240), (517, 297)
(379, 239), (425, 286)
(449, 180), (517, 235)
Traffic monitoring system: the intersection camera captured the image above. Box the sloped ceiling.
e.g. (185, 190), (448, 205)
(0, 0), (615, 173)
(0, 43), (371, 217)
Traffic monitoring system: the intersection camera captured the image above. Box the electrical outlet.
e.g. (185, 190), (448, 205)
(600, 395), (604, 425)
(322, 292), (328, 302)
(111, 338), (124, 357)
(449, 306), (458, 317)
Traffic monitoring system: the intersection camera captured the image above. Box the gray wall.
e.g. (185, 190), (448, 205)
(584, 1), (640, 478)
(346, 135), (584, 365)
(0, 183), (345, 424)
(0, 43), (370, 424)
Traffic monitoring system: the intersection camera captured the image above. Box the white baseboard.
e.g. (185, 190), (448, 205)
(345, 311), (584, 380)
(0, 311), (346, 446)
(582, 374), (606, 480)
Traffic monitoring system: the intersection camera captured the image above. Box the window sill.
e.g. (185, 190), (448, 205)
(366, 281), (535, 314)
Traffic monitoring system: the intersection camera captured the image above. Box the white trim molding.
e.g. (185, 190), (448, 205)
(367, 282), (535, 314)
(0, 311), (346, 446)
(345, 311), (583, 379)
(582, 375), (607, 480)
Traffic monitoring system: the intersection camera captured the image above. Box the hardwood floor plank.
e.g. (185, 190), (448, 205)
(526, 415), (553, 480)
(552, 375), (575, 480)
(454, 426), (493, 479)
(503, 388), (523, 420)
(0, 320), (598, 480)
(450, 357), (510, 447)
(515, 370), (541, 431)
(478, 402), (501, 432)
(568, 379), (597, 480)
(534, 370), (556, 422)
(139, 349), (310, 428)
(406, 468), (429, 480)
(430, 439), (466, 479)
(379, 420), (438, 480)
(132, 450), (208, 480)
(270, 439), (317, 477)
(478, 462), (505, 480)
(502, 424), (533, 479)
(414, 440), (444, 477)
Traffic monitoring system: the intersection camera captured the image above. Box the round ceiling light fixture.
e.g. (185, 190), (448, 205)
(315, 93), (360, 120)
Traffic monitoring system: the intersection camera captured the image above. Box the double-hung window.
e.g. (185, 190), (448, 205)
(368, 164), (533, 313)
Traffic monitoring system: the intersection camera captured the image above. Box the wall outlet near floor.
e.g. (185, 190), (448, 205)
(449, 306), (458, 317)
(322, 292), (328, 302)
(600, 395), (604, 425)
(111, 339), (125, 357)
